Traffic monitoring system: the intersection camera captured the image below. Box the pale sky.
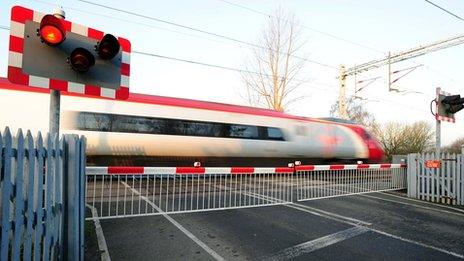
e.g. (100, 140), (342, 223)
(1, 0), (463, 145)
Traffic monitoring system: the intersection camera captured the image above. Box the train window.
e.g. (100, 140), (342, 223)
(76, 112), (112, 131)
(267, 127), (284, 140)
(175, 120), (223, 137)
(228, 125), (259, 139)
(75, 112), (284, 141)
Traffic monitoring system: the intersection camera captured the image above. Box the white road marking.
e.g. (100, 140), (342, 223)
(89, 178), (463, 259)
(378, 192), (464, 214)
(268, 227), (369, 260)
(369, 227), (464, 259)
(288, 203), (372, 226)
(242, 191), (371, 226)
(86, 204), (111, 261)
(361, 194), (464, 217)
(244, 191), (464, 259)
(120, 181), (226, 261)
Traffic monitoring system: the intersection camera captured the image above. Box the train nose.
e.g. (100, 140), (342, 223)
(368, 140), (384, 162)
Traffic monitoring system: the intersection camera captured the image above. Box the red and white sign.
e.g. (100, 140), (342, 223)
(7, 5), (131, 100)
(425, 160), (441, 169)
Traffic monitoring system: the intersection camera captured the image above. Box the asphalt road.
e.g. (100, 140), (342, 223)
(93, 191), (464, 260)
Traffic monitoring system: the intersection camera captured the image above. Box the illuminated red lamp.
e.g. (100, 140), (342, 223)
(97, 34), (120, 60)
(39, 14), (66, 46)
(69, 47), (95, 73)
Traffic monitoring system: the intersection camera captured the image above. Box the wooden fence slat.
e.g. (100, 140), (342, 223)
(43, 133), (54, 260)
(79, 136), (87, 259)
(431, 153), (435, 202)
(33, 132), (45, 261)
(427, 153), (431, 201)
(58, 136), (65, 257)
(1, 127), (13, 261)
(450, 154), (457, 205)
(407, 154), (415, 197)
(445, 153), (450, 203)
(460, 155), (463, 204)
(440, 153), (446, 203)
(23, 131), (36, 261)
(12, 129), (26, 260)
(0, 130), (2, 205)
(456, 155), (460, 205)
(52, 133), (63, 259)
(420, 153), (425, 200)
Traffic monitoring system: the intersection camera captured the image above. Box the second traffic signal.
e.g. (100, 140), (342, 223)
(442, 95), (464, 114)
(437, 93), (464, 120)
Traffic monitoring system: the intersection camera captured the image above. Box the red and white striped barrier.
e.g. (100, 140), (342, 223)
(295, 163), (406, 171)
(86, 164), (406, 175)
(86, 166), (294, 175)
(85, 163), (408, 219)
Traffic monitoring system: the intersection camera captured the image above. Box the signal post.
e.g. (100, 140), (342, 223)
(433, 87), (464, 156)
(8, 5), (131, 136)
(7, 5), (132, 259)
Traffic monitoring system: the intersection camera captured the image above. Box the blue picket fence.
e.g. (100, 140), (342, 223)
(0, 127), (86, 260)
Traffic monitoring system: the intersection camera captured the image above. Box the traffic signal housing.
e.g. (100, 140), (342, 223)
(8, 5), (131, 100)
(442, 95), (464, 114)
(436, 91), (464, 122)
(38, 14), (66, 46)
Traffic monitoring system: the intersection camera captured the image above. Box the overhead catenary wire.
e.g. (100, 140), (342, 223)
(0, 24), (334, 91)
(133, 50), (288, 78)
(30, 0), (244, 48)
(216, 0), (386, 54)
(0, 24), (425, 111)
(424, 0), (464, 21)
(1, 19), (427, 112)
(33, 0), (383, 56)
(77, 0), (338, 70)
(132, 50), (338, 92)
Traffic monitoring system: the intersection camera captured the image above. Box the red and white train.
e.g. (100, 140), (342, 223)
(0, 77), (384, 166)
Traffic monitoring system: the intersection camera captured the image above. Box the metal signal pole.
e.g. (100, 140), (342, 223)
(49, 90), (61, 135)
(436, 118), (441, 157)
(49, 8), (66, 136)
(435, 87), (441, 158)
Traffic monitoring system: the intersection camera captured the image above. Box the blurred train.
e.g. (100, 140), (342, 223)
(0, 77), (384, 166)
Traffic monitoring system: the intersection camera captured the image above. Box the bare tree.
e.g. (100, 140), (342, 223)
(330, 97), (379, 133)
(375, 121), (434, 160)
(242, 8), (306, 112)
(443, 137), (464, 153)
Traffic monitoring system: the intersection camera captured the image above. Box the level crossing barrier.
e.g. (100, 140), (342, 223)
(295, 164), (407, 201)
(86, 163), (408, 219)
(85, 166), (294, 220)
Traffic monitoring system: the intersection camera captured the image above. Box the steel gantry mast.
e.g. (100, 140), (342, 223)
(338, 33), (464, 118)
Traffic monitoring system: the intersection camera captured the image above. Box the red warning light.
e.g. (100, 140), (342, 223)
(97, 34), (120, 60)
(69, 47), (95, 73)
(39, 14), (65, 46)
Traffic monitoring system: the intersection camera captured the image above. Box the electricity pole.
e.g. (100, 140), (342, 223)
(338, 33), (464, 117)
(338, 65), (348, 119)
